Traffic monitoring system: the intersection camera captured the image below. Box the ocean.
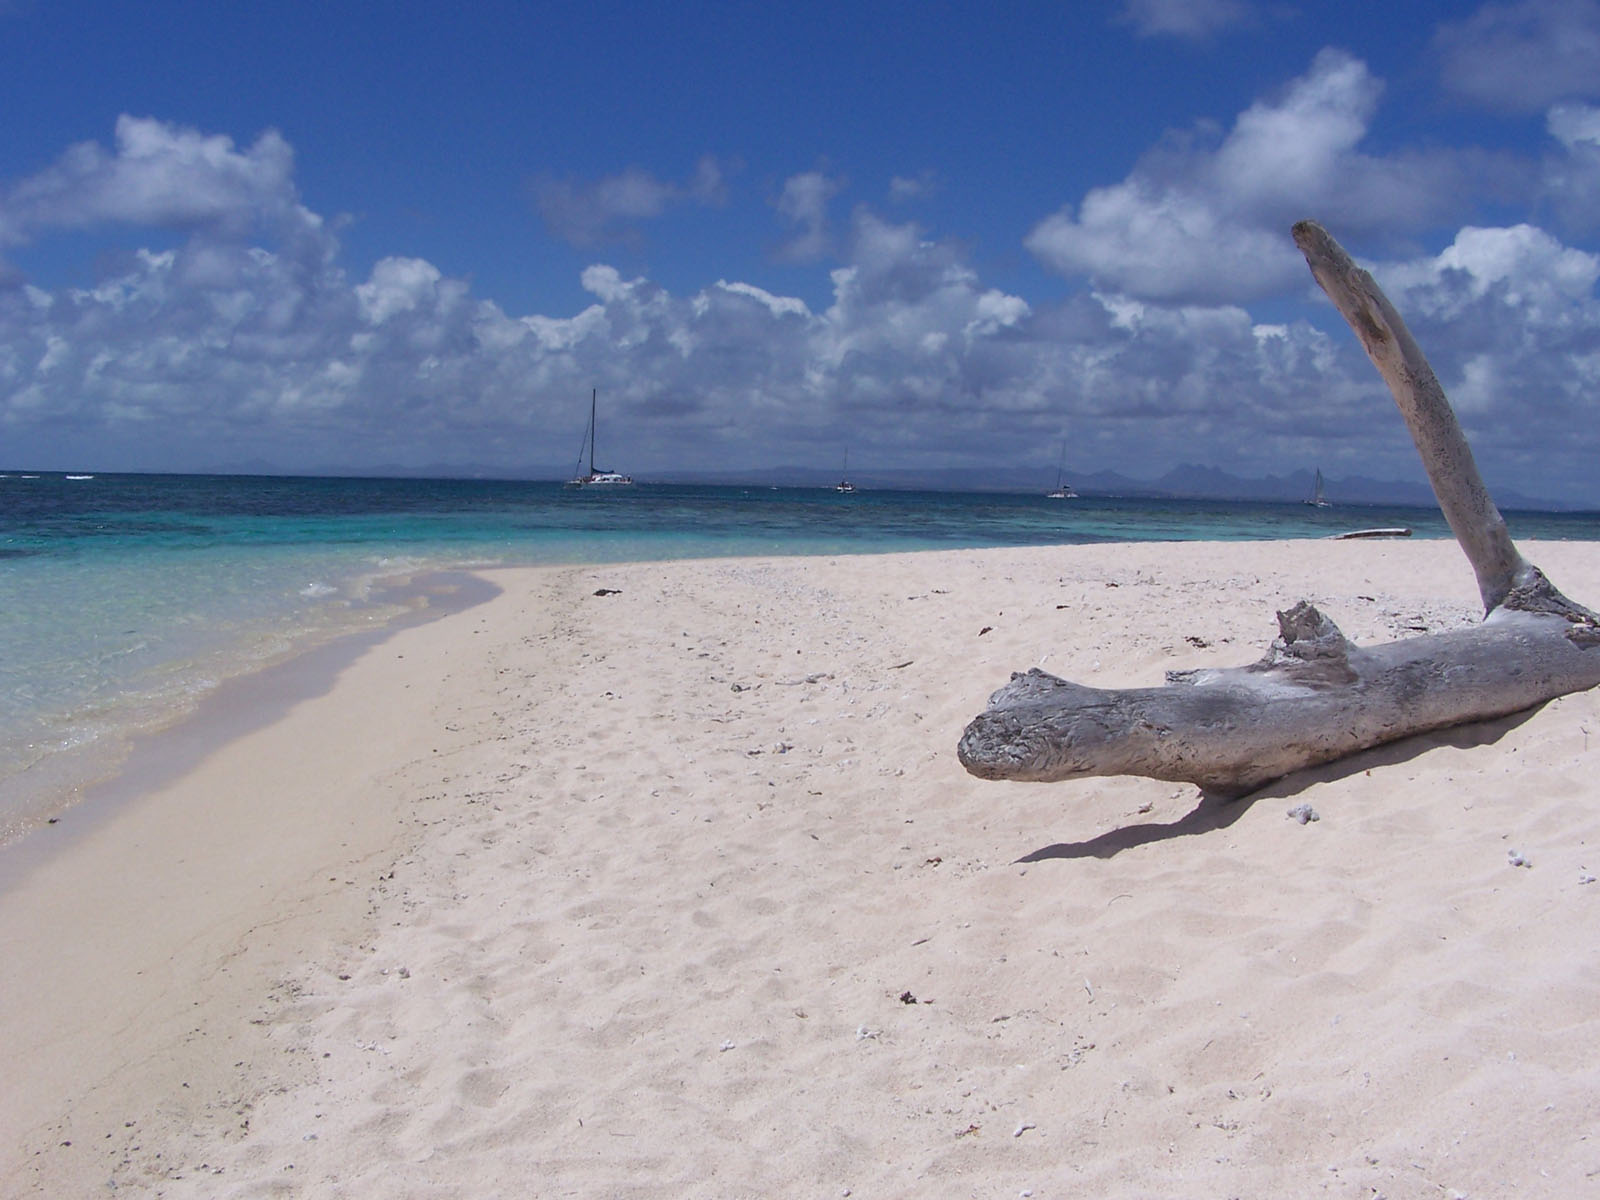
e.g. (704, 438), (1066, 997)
(4, 470), (1598, 842)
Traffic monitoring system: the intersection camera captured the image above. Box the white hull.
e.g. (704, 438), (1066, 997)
(1304, 468), (1330, 507)
(1048, 440), (1075, 498)
(568, 389), (631, 486)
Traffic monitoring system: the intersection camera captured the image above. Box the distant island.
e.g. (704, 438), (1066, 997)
(641, 463), (1566, 512)
(166, 458), (1579, 512)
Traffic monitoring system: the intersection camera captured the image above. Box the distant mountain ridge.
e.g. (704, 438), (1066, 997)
(647, 463), (1565, 511)
(186, 458), (1575, 511)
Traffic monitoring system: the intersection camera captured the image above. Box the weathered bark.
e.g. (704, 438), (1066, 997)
(958, 222), (1600, 795)
(1291, 222), (1528, 612)
(960, 602), (1600, 795)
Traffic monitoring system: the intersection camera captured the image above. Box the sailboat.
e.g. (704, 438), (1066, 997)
(835, 449), (856, 493)
(1303, 468), (1331, 507)
(566, 389), (632, 487)
(1046, 440), (1077, 499)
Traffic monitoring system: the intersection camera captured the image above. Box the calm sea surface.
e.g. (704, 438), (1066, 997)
(4, 471), (1598, 840)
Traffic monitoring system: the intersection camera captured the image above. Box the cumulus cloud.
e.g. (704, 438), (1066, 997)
(1543, 102), (1600, 231)
(533, 155), (729, 247)
(1381, 225), (1600, 341)
(1435, 0), (1600, 113)
(4, 118), (1600, 502)
(1356, 226), (1600, 497)
(2, 130), (1290, 481)
(772, 170), (844, 262)
(0, 115), (323, 252)
(1549, 102), (1600, 148)
(813, 213), (1036, 432)
(357, 257), (456, 325)
(888, 171), (938, 204)
(0, 128), (1060, 473)
(1116, 0), (1255, 39)
(1026, 50), (1496, 303)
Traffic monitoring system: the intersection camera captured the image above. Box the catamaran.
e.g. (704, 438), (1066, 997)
(1304, 467), (1331, 507)
(835, 449), (856, 493)
(567, 389), (632, 487)
(1046, 440), (1077, 499)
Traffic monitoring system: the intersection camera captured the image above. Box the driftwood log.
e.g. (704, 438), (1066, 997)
(958, 221), (1600, 796)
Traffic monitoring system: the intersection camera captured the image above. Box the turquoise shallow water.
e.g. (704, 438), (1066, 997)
(4, 471), (1598, 839)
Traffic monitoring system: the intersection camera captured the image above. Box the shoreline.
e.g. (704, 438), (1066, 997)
(4, 540), (1599, 1196)
(0, 569), (500, 851)
(0, 567), (508, 1194)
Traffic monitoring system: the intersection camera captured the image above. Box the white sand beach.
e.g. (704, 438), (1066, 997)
(3, 538), (1599, 1198)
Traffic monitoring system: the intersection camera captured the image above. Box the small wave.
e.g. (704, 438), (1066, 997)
(299, 581), (338, 598)
(65, 474), (95, 481)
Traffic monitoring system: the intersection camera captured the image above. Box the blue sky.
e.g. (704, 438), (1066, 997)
(4, 0), (1600, 503)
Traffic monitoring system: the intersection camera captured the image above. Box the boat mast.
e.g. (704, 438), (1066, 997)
(589, 389), (597, 477)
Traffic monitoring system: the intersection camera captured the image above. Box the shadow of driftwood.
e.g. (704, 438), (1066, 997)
(1250, 702), (1546, 799)
(1016, 703), (1548, 863)
(1017, 789), (1258, 862)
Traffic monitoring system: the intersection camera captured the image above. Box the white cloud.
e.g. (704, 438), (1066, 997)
(1549, 101), (1600, 147)
(356, 257), (446, 324)
(7, 191), (1594, 495)
(815, 213), (1035, 424)
(578, 264), (632, 304)
(1435, 0), (1600, 113)
(888, 171), (937, 204)
(1358, 226), (1600, 474)
(0, 115), (323, 251)
(533, 156), (730, 247)
(773, 170), (844, 262)
(1028, 183), (1301, 304)
(1544, 102), (1600, 230)
(1117, 0), (1254, 39)
(1026, 50), (1486, 303)
(4, 119), (1600, 503)
(0, 161), (1077, 474)
(709, 280), (811, 319)
(687, 154), (728, 204)
(1389, 224), (1600, 307)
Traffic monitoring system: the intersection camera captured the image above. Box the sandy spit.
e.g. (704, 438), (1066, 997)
(3, 539), (1599, 1198)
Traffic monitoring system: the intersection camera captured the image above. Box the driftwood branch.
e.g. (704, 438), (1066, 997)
(1290, 221), (1580, 617)
(959, 222), (1600, 796)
